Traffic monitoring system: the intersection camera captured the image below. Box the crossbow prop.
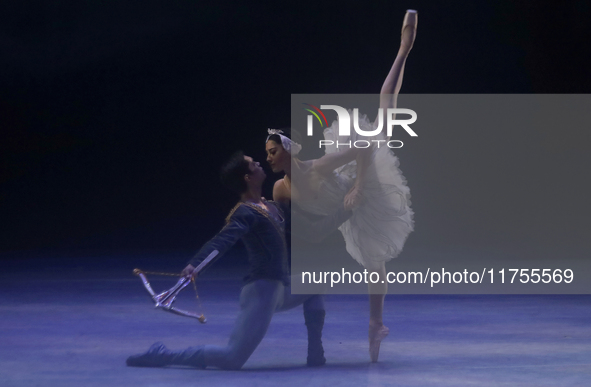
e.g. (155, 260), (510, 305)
(133, 250), (219, 323)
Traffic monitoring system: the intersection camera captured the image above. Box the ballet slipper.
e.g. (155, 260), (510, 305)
(126, 342), (206, 368)
(401, 10), (418, 54)
(368, 324), (389, 363)
(126, 342), (173, 367)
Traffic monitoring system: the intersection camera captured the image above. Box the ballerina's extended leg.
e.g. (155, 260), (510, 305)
(368, 263), (389, 362)
(366, 11), (418, 363)
(376, 9), (418, 129)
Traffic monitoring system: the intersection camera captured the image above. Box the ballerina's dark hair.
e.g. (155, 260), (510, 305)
(266, 128), (302, 149)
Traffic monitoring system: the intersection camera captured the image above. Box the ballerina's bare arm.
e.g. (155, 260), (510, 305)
(354, 147), (371, 186)
(272, 178), (291, 204)
(343, 144), (372, 208)
(311, 147), (360, 177)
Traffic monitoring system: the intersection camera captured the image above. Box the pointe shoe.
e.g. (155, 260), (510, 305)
(368, 324), (389, 363)
(401, 10), (418, 53)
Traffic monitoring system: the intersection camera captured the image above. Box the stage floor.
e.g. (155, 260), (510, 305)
(1, 266), (590, 386)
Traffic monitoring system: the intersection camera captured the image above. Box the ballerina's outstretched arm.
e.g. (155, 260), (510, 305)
(311, 147), (359, 177)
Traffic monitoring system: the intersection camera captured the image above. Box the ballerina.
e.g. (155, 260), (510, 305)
(265, 10), (417, 362)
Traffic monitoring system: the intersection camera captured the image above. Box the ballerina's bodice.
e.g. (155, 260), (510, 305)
(287, 113), (414, 265)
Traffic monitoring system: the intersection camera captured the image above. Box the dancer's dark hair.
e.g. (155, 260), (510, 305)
(220, 151), (251, 194)
(266, 128), (302, 148)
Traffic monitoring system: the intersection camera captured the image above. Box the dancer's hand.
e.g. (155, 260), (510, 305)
(344, 184), (363, 210)
(181, 264), (196, 279)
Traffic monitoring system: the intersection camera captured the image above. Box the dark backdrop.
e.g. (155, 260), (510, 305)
(1, 1), (590, 267)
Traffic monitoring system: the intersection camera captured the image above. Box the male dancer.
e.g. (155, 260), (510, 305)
(127, 151), (352, 369)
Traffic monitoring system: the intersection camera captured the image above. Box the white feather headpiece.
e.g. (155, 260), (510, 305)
(266, 129), (301, 156)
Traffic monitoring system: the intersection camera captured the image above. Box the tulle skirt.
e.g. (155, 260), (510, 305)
(298, 112), (414, 270)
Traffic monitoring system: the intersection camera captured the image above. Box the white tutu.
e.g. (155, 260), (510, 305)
(296, 112), (414, 270)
